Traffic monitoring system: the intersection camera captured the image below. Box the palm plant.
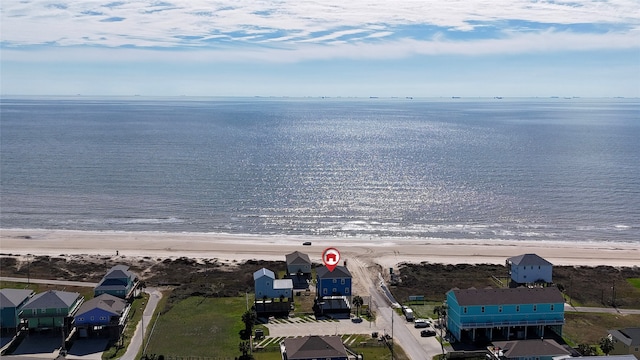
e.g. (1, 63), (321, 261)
(352, 295), (364, 318)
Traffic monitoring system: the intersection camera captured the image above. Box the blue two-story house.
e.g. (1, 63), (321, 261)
(316, 266), (352, 299)
(446, 286), (564, 343)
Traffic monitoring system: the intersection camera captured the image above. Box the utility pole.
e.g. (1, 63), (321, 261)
(391, 308), (394, 360)
(141, 303), (145, 356)
(611, 281), (616, 307)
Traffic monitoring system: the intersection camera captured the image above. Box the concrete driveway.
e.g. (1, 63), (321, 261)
(66, 338), (109, 360)
(11, 333), (62, 358)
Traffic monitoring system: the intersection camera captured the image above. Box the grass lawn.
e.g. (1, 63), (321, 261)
(627, 278), (640, 289)
(563, 312), (640, 345)
(143, 296), (248, 358)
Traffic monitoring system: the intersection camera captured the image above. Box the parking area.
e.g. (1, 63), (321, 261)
(65, 338), (109, 360)
(10, 333), (62, 358)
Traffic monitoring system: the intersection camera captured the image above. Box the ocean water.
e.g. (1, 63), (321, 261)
(1, 97), (639, 243)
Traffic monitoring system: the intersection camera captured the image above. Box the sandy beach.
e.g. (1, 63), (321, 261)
(1, 228), (639, 269)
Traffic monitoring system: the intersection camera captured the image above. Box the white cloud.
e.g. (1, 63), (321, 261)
(1, 0), (639, 49)
(2, 29), (637, 64)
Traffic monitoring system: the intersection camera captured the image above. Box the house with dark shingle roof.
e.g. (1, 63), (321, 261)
(506, 253), (553, 285)
(316, 265), (352, 299)
(286, 251), (311, 276)
(94, 265), (139, 299)
(609, 327), (640, 358)
(19, 290), (83, 330)
(280, 335), (348, 360)
(446, 287), (564, 343)
(490, 339), (571, 360)
(0, 289), (34, 331)
(75, 293), (129, 339)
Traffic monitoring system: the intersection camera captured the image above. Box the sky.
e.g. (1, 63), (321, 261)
(1, 0), (639, 97)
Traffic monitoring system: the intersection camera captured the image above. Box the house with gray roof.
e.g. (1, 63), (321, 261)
(285, 251), (311, 276)
(491, 339), (571, 360)
(94, 265), (139, 300)
(280, 335), (348, 360)
(447, 286), (564, 343)
(506, 253), (553, 286)
(19, 290), (83, 330)
(609, 327), (640, 358)
(75, 293), (129, 339)
(0, 289), (34, 331)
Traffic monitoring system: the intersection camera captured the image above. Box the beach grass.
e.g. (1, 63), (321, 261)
(563, 312), (640, 345)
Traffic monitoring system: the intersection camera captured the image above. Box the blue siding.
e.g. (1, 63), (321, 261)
(447, 289), (564, 342)
(317, 278), (352, 297)
(75, 308), (117, 326)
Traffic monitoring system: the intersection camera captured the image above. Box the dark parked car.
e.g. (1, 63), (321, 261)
(420, 329), (436, 337)
(303, 241), (312, 246)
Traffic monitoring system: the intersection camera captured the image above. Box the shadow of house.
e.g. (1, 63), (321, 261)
(94, 265), (139, 300)
(74, 294), (129, 340)
(1, 289), (34, 334)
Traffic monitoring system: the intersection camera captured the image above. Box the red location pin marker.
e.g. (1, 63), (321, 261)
(322, 247), (341, 272)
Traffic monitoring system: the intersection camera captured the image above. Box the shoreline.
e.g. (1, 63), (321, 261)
(1, 228), (639, 269)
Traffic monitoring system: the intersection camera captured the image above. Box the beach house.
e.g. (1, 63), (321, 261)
(608, 327), (640, 357)
(506, 253), (553, 286)
(489, 339), (571, 360)
(446, 286), (565, 343)
(253, 268), (293, 300)
(19, 290), (84, 331)
(94, 265), (139, 300)
(285, 251), (312, 277)
(280, 335), (348, 360)
(74, 293), (129, 339)
(0, 289), (34, 332)
(316, 265), (352, 298)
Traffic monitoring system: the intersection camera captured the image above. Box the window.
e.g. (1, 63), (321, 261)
(345, 288), (349, 294)
(78, 317), (84, 321)
(332, 288), (337, 293)
(481, 306), (485, 313)
(90, 316), (95, 321)
(533, 305), (537, 311)
(100, 316), (107, 321)
(550, 304), (554, 311)
(41, 309), (46, 314)
(499, 306), (502, 313)
(333, 279), (337, 283)
(463, 307), (467, 314)
(341, 279), (345, 285)
(323, 288), (327, 295)
(516, 305), (520, 312)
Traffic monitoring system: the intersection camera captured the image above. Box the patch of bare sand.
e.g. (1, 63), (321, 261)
(2, 229), (638, 269)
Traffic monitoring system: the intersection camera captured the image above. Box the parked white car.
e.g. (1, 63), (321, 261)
(414, 318), (431, 328)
